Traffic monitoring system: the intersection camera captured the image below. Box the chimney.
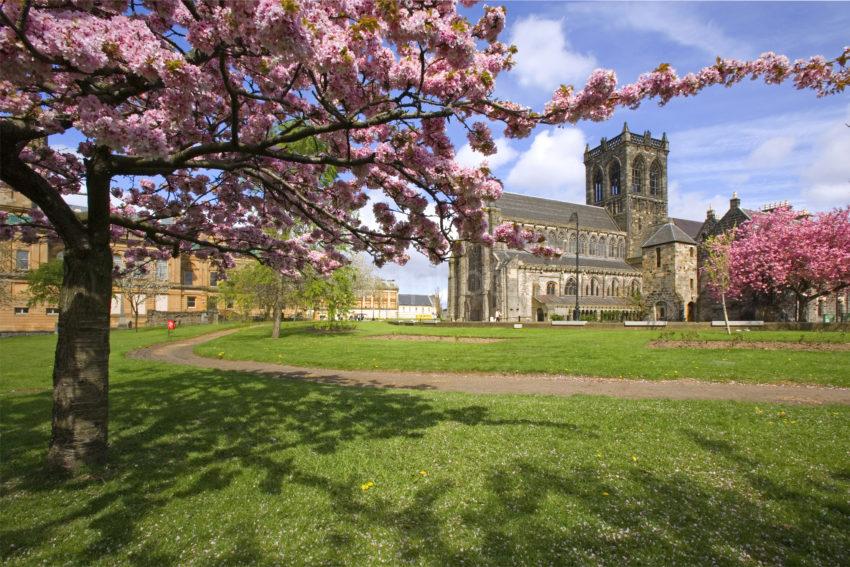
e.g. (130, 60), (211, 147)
(730, 192), (741, 210)
(706, 207), (716, 221)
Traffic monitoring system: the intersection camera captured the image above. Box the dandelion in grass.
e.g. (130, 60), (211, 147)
(217, 352), (225, 359)
(419, 470), (428, 477)
(631, 455), (638, 462)
(361, 481), (375, 492)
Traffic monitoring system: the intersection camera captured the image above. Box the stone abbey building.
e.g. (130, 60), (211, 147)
(448, 124), (711, 322)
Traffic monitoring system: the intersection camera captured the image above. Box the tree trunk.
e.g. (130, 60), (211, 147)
(271, 288), (282, 339)
(47, 244), (113, 471)
(796, 294), (809, 323)
(720, 292), (731, 335)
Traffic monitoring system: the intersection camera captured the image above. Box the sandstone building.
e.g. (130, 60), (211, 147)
(449, 124), (724, 322)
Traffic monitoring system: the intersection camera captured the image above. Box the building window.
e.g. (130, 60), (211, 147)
(209, 272), (219, 287)
(589, 236), (597, 256)
(187, 296), (196, 309)
(156, 259), (168, 281)
(593, 169), (604, 203)
(568, 234), (577, 253)
(14, 307), (29, 315)
(546, 281), (556, 295)
(656, 247), (662, 268)
(632, 157), (644, 193)
(610, 161), (621, 196)
(565, 278), (577, 295)
(689, 247), (695, 258)
(46, 307), (60, 315)
(15, 250), (29, 270)
(650, 161), (661, 195)
(817, 301), (824, 316)
(690, 278), (694, 291)
(579, 235), (587, 255)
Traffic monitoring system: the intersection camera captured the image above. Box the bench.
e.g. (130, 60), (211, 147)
(551, 320), (587, 326)
(624, 320), (668, 327)
(711, 320), (764, 327)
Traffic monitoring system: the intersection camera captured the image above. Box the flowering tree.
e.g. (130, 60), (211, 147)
(0, 1), (847, 470)
(702, 231), (736, 334)
(726, 207), (850, 321)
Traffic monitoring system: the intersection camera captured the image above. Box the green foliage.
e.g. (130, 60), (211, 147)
(301, 266), (356, 321)
(2, 326), (849, 564)
(550, 313), (565, 321)
(25, 257), (63, 307)
(220, 262), (286, 319)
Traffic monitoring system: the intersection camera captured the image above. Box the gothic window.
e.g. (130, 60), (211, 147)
(599, 236), (607, 257)
(590, 236), (597, 256)
(546, 281), (556, 295)
(590, 278), (601, 296)
(568, 234), (577, 253)
(610, 161), (621, 196)
(650, 160), (662, 196)
(609, 238), (616, 257)
(593, 169), (604, 203)
(631, 280), (640, 296)
(612, 279), (620, 297)
(565, 278), (577, 295)
(632, 157), (644, 193)
(655, 247), (662, 268)
(579, 235), (588, 255)
(619, 239), (626, 258)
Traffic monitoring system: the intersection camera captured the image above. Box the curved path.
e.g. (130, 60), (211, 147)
(130, 328), (850, 406)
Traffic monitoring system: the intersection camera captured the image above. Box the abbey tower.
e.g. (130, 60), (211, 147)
(583, 123), (670, 265)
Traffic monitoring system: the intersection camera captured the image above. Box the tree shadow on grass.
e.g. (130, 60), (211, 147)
(1, 366), (848, 565)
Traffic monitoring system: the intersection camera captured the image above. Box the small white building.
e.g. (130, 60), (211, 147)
(397, 294), (438, 320)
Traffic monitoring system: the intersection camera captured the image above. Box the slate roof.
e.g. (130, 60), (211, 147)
(534, 294), (635, 307)
(642, 222), (697, 248)
(670, 217), (704, 241)
(398, 294), (433, 307)
(494, 250), (639, 273)
(491, 193), (621, 232)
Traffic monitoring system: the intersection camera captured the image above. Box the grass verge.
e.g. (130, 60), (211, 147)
(195, 322), (850, 386)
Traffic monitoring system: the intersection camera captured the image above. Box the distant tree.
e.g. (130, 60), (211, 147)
(301, 267), (356, 323)
(726, 206), (850, 322)
(703, 231), (736, 334)
(113, 267), (170, 331)
(25, 257), (63, 308)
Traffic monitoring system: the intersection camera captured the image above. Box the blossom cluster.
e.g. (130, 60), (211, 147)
(0, 0), (846, 277)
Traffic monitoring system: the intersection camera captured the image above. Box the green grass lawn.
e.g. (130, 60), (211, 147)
(1, 325), (849, 565)
(195, 322), (850, 386)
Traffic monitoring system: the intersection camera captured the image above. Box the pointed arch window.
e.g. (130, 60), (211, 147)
(632, 157), (645, 192)
(599, 236), (607, 257)
(612, 279), (620, 297)
(590, 278), (601, 296)
(568, 234), (577, 253)
(579, 235), (588, 255)
(650, 161), (661, 196)
(589, 236), (598, 256)
(593, 169), (604, 203)
(609, 238), (616, 257)
(546, 281), (557, 295)
(565, 278), (577, 295)
(610, 162), (621, 196)
(619, 239), (626, 258)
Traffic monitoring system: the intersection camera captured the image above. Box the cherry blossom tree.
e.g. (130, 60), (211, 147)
(726, 206), (850, 321)
(0, 1), (847, 470)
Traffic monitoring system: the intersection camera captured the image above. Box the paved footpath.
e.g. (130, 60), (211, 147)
(130, 328), (850, 406)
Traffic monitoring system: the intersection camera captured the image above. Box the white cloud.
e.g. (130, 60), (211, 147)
(508, 16), (597, 91)
(374, 250), (447, 299)
(802, 119), (850, 208)
(454, 137), (518, 171)
(569, 3), (751, 59)
(747, 136), (796, 168)
(504, 128), (587, 200)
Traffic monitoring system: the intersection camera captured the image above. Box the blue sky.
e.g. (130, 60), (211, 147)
(377, 1), (850, 301)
